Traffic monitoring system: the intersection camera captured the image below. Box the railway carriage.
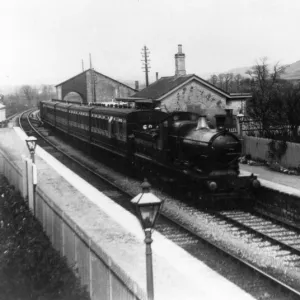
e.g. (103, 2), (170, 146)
(90, 107), (134, 157)
(55, 102), (72, 133)
(68, 105), (91, 141)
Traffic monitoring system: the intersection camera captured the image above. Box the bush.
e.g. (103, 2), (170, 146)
(0, 177), (90, 300)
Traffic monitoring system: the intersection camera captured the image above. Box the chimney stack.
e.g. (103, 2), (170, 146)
(135, 80), (139, 91)
(215, 115), (226, 131)
(175, 44), (186, 76)
(156, 72), (159, 81)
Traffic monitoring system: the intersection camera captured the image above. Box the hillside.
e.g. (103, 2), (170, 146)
(281, 60), (300, 80)
(226, 60), (300, 80)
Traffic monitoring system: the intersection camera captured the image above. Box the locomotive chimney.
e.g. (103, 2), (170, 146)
(196, 115), (209, 130)
(135, 80), (139, 91)
(175, 44), (186, 76)
(215, 114), (226, 131)
(156, 72), (159, 81)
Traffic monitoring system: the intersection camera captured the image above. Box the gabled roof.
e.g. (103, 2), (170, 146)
(55, 68), (137, 92)
(133, 75), (194, 99)
(133, 74), (251, 101)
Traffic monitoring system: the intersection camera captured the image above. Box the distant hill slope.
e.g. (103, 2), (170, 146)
(282, 60), (300, 80)
(226, 60), (300, 80)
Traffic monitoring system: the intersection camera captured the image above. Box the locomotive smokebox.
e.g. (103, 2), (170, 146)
(215, 114), (226, 131)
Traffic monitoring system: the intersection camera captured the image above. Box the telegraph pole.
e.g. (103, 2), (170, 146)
(141, 46), (151, 87)
(89, 53), (97, 103)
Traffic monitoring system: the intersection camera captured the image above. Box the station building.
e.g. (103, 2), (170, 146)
(130, 45), (251, 116)
(55, 69), (137, 104)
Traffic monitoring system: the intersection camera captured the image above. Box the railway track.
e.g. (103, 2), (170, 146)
(18, 110), (300, 299)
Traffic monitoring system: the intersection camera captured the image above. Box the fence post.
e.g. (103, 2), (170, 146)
(27, 159), (34, 211)
(236, 114), (244, 155)
(22, 156), (29, 201)
(32, 164), (37, 215)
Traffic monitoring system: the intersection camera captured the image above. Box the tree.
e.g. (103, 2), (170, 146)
(280, 82), (300, 139)
(234, 74), (243, 92)
(246, 57), (287, 133)
(223, 73), (234, 92)
(218, 73), (225, 90)
(39, 85), (55, 101)
(20, 85), (37, 106)
(209, 74), (218, 86)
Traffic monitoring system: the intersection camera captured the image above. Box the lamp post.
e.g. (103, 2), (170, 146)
(25, 136), (37, 163)
(131, 179), (163, 300)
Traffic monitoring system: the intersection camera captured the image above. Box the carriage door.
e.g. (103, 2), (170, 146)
(108, 116), (113, 138)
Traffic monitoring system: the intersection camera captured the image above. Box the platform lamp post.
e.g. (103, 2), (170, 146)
(25, 136), (37, 163)
(131, 179), (163, 300)
(25, 136), (37, 214)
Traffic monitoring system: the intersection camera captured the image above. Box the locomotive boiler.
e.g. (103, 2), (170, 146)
(40, 100), (260, 203)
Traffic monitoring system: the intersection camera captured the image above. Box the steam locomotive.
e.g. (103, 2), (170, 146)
(40, 100), (260, 203)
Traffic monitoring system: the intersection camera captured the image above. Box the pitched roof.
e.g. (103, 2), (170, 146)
(133, 75), (194, 99)
(133, 74), (251, 101)
(56, 68), (137, 92)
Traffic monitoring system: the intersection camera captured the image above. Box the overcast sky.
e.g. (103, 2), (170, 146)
(1, 0), (300, 88)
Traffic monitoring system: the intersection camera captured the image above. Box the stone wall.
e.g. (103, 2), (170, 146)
(159, 80), (227, 112)
(244, 136), (300, 169)
(226, 99), (244, 114)
(86, 70), (136, 103)
(56, 86), (62, 100)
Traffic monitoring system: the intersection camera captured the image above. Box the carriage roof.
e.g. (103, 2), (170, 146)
(91, 107), (168, 124)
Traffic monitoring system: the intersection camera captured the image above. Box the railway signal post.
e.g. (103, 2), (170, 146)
(131, 179), (163, 300)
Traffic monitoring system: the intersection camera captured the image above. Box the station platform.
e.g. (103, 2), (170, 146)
(0, 127), (256, 300)
(240, 164), (299, 191)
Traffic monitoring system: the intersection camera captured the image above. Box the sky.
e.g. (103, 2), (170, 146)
(1, 0), (300, 89)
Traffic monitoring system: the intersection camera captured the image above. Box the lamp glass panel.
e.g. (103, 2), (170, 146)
(27, 141), (34, 151)
(139, 204), (160, 229)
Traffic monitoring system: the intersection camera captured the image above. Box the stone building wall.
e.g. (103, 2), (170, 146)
(226, 99), (244, 114)
(56, 86), (62, 100)
(159, 80), (227, 113)
(86, 70), (136, 103)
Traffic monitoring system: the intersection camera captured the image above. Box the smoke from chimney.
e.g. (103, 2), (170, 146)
(175, 44), (186, 76)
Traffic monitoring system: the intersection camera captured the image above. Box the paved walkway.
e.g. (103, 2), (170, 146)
(240, 164), (300, 191)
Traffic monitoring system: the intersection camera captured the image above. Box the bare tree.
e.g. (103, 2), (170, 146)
(234, 74), (243, 92)
(40, 85), (55, 101)
(209, 74), (218, 86)
(246, 57), (287, 132)
(224, 73), (234, 92)
(20, 85), (37, 106)
(218, 73), (225, 90)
